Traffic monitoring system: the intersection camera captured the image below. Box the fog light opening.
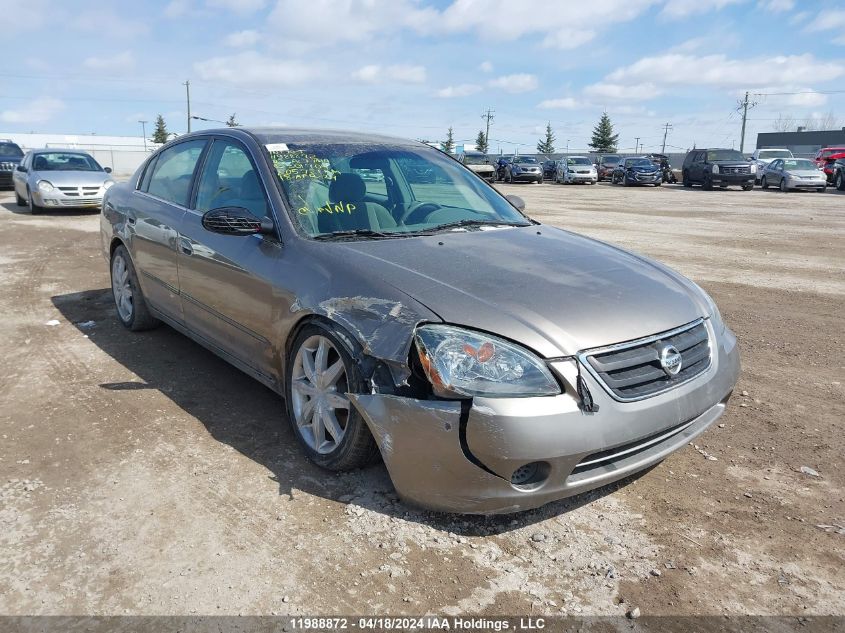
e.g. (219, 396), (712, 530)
(510, 461), (550, 491)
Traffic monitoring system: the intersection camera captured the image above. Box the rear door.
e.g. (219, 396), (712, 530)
(130, 139), (208, 321)
(177, 137), (281, 378)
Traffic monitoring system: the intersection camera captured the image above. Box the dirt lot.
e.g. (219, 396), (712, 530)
(0, 182), (843, 618)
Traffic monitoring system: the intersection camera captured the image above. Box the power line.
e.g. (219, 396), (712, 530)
(660, 122), (673, 154)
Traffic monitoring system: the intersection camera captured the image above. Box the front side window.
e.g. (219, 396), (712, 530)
(145, 140), (207, 207)
(32, 152), (101, 171)
(266, 142), (530, 238)
(195, 140), (268, 219)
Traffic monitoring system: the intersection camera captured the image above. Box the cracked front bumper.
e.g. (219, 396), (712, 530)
(350, 321), (740, 515)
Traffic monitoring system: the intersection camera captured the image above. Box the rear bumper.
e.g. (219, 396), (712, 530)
(351, 320), (740, 515)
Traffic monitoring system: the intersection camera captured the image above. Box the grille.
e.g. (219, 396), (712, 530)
(58, 186), (101, 197)
(582, 320), (711, 400)
(0, 162), (17, 171)
(721, 166), (750, 175)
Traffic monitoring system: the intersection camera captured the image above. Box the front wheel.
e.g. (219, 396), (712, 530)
(779, 178), (788, 193)
(285, 324), (379, 471)
(836, 172), (845, 191)
(27, 188), (41, 215)
(761, 176), (768, 189)
(15, 190), (26, 206)
(702, 174), (713, 190)
(817, 187), (827, 193)
(742, 184), (754, 191)
(682, 171), (691, 187)
(110, 245), (160, 331)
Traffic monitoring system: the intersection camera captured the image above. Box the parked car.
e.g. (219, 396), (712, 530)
(596, 154), (621, 181)
(813, 147), (845, 177)
(611, 157), (661, 186)
(13, 149), (114, 213)
(100, 127), (739, 514)
(542, 160), (557, 180)
(0, 139), (24, 188)
(760, 158), (827, 192)
(504, 156), (543, 183)
(681, 149), (755, 190)
(555, 156), (598, 184)
(459, 151), (496, 183)
(645, 153), (677, 183)
(495, 155), (513, 181)
(833, 158), (845, 191)
(750, 148), (793, 182)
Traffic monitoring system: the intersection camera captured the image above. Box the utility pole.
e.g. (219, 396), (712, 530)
(660, 122), (673, 154)
(138, 120), (147, 151)
(737, 91), (757, 154)
(634, 137), (640, 153)
(184, 80), (192, 133)
(482, 108), (494, 145)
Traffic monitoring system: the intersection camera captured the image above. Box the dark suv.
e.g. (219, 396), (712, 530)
(833, 158), (845, 191)
(682, 148), (755, 190)
(0, 140), (24, 188)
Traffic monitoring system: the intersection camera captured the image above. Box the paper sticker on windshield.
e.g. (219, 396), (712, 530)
(265, 143), (289, 153)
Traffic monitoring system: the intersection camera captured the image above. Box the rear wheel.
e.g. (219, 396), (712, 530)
(110, 245), (160, 331)
(285, 324), (379, 471)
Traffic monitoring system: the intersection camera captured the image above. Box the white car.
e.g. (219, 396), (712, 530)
(750, 148), (793, 182)
(555, 156), (597, 184)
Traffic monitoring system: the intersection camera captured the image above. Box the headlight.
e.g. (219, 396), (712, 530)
(711, 164), (720, 174)
(103, 180), (115, 190)
(414, 325), (560, 398)
(693, 283), (725, 334)
(37, 180), (54, 193)
(750, 164), (757, 173)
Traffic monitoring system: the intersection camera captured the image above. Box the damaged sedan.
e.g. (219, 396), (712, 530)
(100, 127), (740, 514)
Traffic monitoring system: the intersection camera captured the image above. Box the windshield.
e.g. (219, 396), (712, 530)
(706, 150), (745, 162)
(514, 157), (538, 164)
(463, 154), (490, 166)
(600, 155), (620, 165)
(268, 143), (530, 238)
(783, 159), (817, 171)
(626, 158), (653, 167)
(759, 150), (791, 160)
(32, 152), (102, 171)
(566, 157), (592, 166)
(0, 143), (23, 157)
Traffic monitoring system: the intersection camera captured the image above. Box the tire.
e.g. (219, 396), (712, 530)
(285, 323), (379, 471)
(779, 178), (787, 193)
(682, 171), (691, 187)
(702, 174), (713, 191)
(15, 190), (26, 206)
(817, 187), (826, 193)
(655, 182), (662, 187)
(835, 172), (844, 191)
(27, 188), (41, 215)
(761, 176), (768, 189)
(110, 245), (160, 331)
(742, 184), (753, 191)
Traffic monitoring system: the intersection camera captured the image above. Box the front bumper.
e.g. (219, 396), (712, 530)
(0, 172), (13, 186)
(786, 178), (827, 190)
(32, 190), (104, 209)
(625, 172), (661, 185)
(712, 173), (754, 186)
(567, 173), (598, 183)
(511, 171), (543, 182)
(351, 320), (740, 514)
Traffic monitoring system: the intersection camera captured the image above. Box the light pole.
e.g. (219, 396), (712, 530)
(634, 137), (641, 154)
(566, 139), (570, 155)
(138, 120), (147, 151)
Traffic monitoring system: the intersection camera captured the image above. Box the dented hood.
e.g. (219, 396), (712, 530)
(335, 226), (707, 358)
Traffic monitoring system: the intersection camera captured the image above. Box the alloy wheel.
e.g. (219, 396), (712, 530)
(111, 253), (134, 322)
(291, 335), (350, 455)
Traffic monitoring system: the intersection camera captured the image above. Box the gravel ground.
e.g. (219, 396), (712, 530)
(0, 182), (843, 617)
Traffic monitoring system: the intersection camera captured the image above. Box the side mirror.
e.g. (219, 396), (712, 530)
(104, 167), (113, 174)
(202, 207), (274, 236)
(505, 194), (526, 212)
(16, 165), (26, 172)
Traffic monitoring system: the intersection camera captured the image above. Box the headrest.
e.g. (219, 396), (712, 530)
(329, 173), (366, 203)
(240, 170), (261, 195)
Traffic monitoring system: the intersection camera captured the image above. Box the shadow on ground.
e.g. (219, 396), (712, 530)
(52, 288), (647, 535)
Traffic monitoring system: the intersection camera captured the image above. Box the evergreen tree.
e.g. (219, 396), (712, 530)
(441, 126), (455, 153)
(589, 112), (619, 152)
(151, 115), (169, 144)
(226, 113), (240, 127)
(537, 121), (556, 154)
(474, 130), (488, 153)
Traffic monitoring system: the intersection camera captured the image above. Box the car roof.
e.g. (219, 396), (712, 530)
(30, 148), (93, 155)
(237, 127), (420, 147)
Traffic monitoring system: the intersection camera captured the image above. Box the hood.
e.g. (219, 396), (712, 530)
(334, 226), (706, 358)
(31, 170), (113, 187)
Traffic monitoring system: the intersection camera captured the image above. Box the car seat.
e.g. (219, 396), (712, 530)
(318, 173), (396, 233)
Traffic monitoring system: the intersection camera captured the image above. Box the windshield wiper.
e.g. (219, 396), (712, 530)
(313, 229), (401, 241)
(408, 219), (532, 235)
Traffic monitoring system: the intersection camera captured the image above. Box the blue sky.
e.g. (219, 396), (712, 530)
(2, 0), (844, 153)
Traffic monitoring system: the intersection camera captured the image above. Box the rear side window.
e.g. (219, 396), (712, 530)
(144, 140), (207, 207)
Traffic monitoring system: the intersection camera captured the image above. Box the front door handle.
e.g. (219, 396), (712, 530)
(179, 237), (193, 256)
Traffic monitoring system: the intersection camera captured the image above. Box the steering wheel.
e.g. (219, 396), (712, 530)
(402, 202), (443, 225)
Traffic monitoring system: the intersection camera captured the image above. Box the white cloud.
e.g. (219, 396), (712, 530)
(660, 0), (746, 19)
(757, 0), (793, 11)
(537, 97), (582, 110)
(352, 64), (426, 84)
(164, 0), (192, 17)
(479, 61), (493, 73)
(488, 73), (538, 93)
(83, 50), (135, 71)
(70, 10), (148, 38)
(194, 51), (318, 86)
(207, 0), (266, 12)
(1, 98), (64, 124)
(225, 29), (261, 47)
(436, 84), (482, 98)
(584, 82), (661, 101)
(804, 10), (845, 45)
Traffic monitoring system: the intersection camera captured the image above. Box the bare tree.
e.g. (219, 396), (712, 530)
(772, 113), (796, 132)
(804, 112), (839, 131)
